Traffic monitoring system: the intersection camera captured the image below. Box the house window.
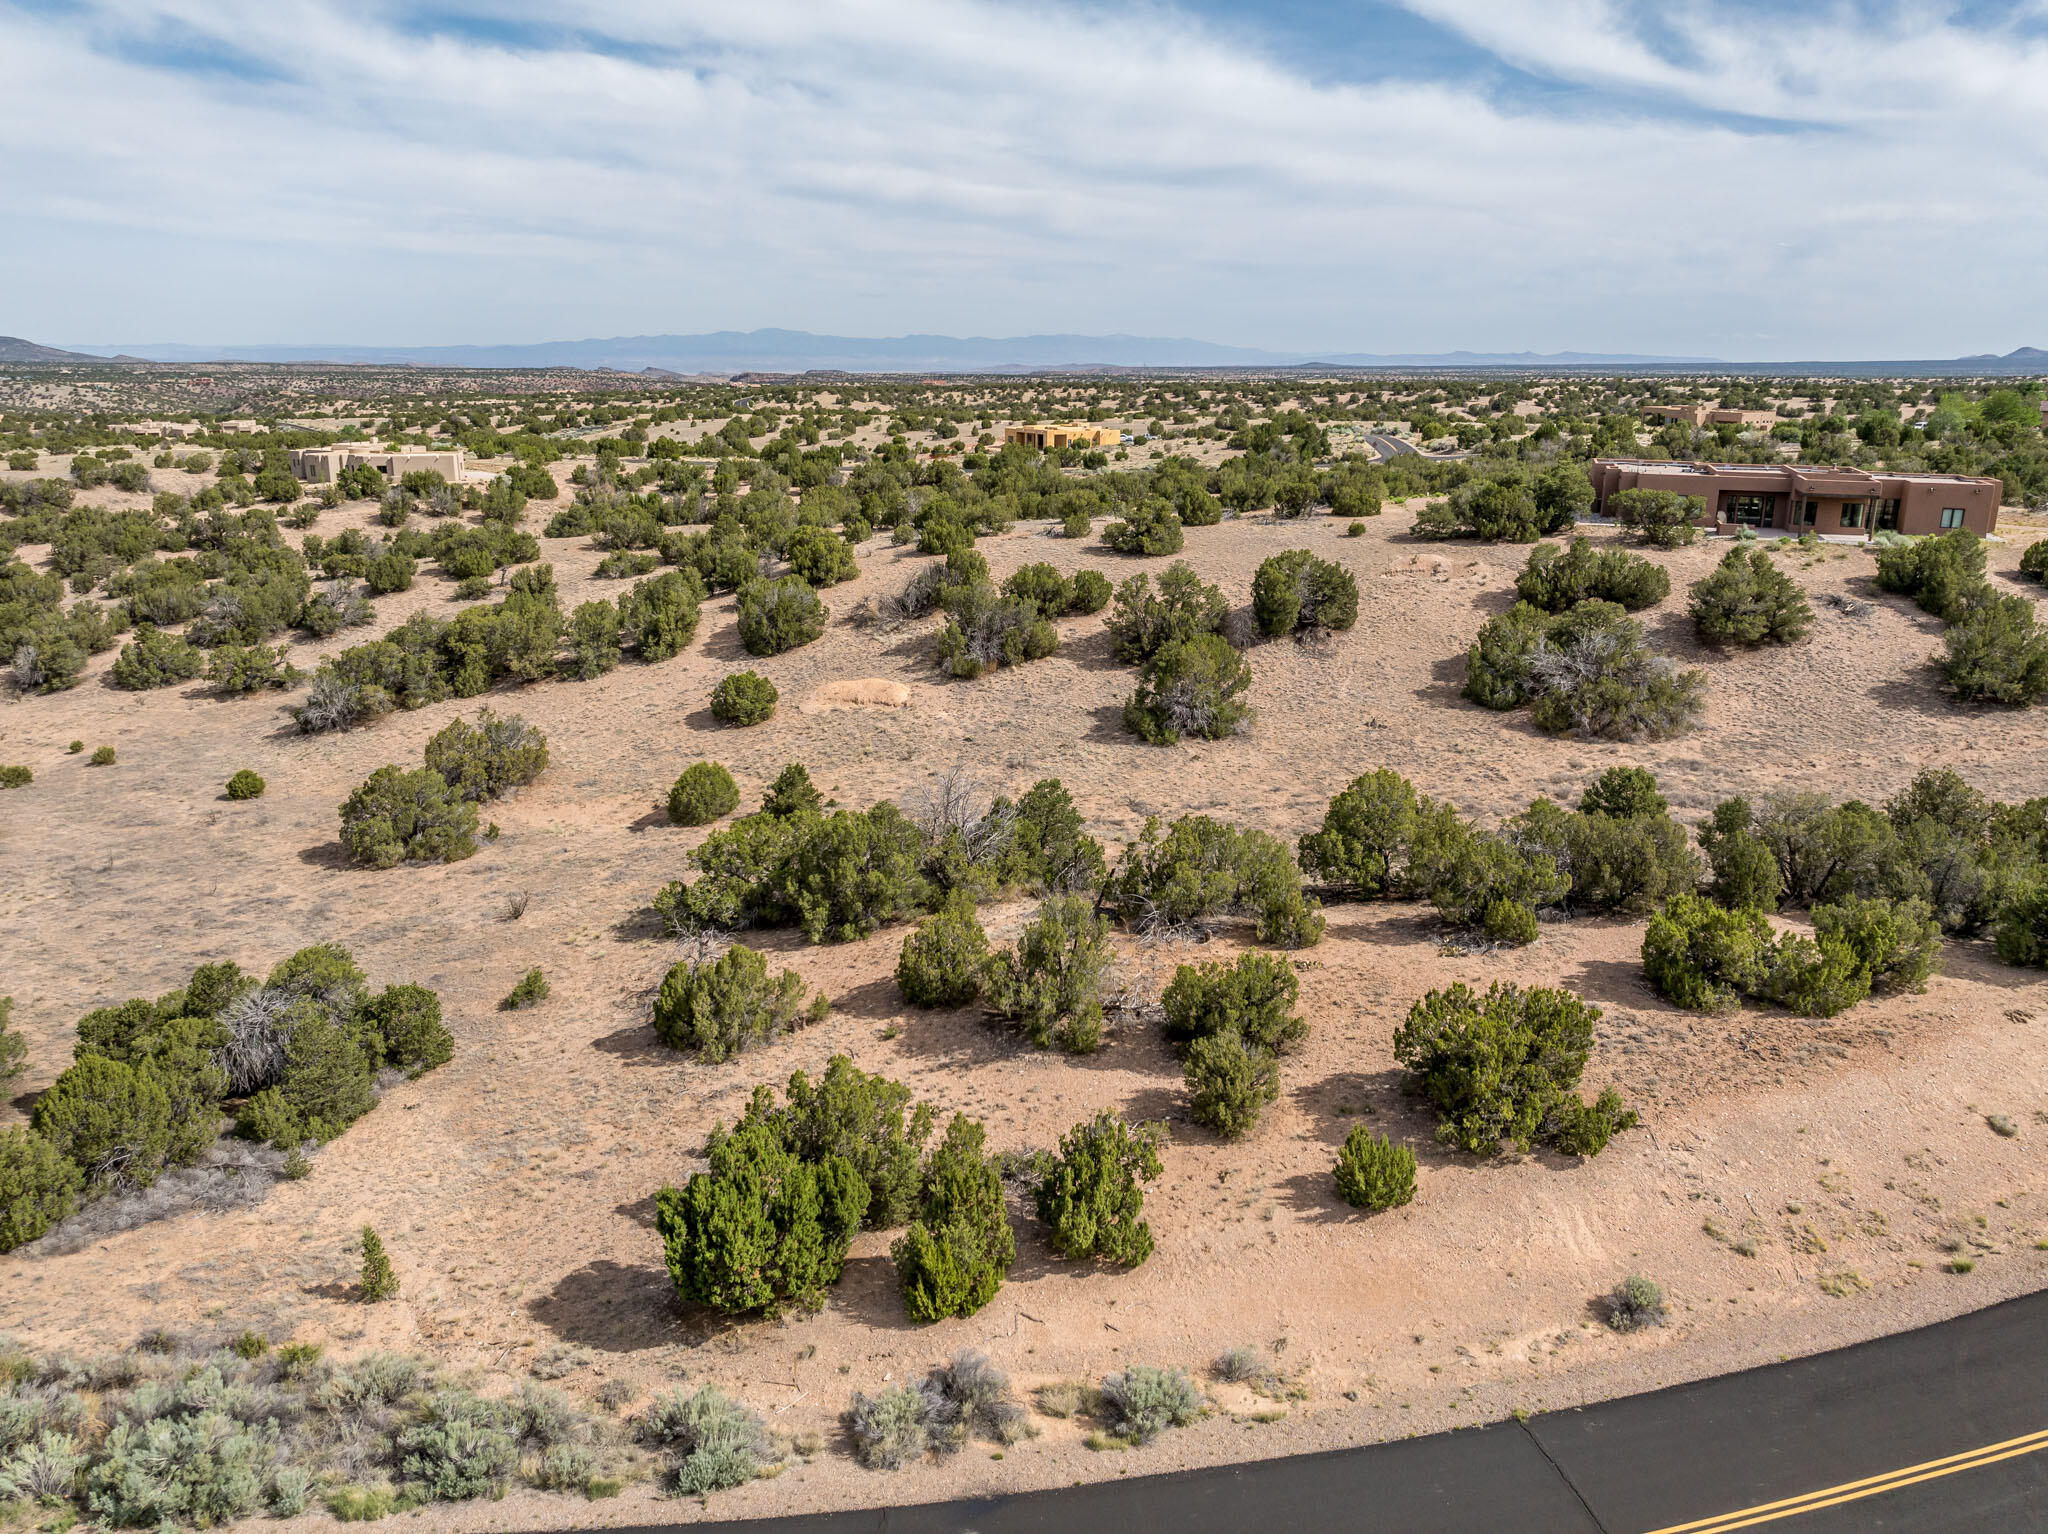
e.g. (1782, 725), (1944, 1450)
(1725, 493), (1774, 526)
(1839, 502), (1863, 528)
(1876, 498), (1901, 531)
(1801, 500), (1817, 525)
(1941, 507), (1966, 529)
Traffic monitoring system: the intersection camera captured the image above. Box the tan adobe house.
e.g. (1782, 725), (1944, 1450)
(1588, 458), (2000, 537)
(1641, 404), (1779, 429)
(1004, 423), (1120, 450)
(289, 444), (468, 483)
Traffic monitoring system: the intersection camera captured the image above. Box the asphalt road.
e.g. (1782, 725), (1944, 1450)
(657, 1290), (2048, 1534)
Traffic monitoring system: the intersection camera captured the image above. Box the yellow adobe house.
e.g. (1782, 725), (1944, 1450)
(1005, 423), (1121, 449)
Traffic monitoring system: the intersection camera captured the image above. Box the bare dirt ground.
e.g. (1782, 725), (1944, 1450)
(4, 495), (2048, 1527)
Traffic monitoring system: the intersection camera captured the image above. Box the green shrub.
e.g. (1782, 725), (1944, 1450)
(786, 526), (858, 587)
(1251, 549), (1360, 638)
(1640, 892), (1775, 1010)
(424, 709), (548, 803)
(619, 568), (705, 661)
(1183, 1031), (1279, 1139)
(1105, 813), (1323, 946)
(893, 1115), (1015, 1322)
(1033, 1112), (1162, 1266)
(651, 944), (823, 1061)
(933, 582), (1058, 678)
(0, 995), (22, 1085)
(1464, 599), (1706, 740)
(363, 549), (416, 594)
(360, 1226), (400, 1301)
(225, 769), (265, 800)
(2020, 540), (2048, 582)
(206, 642), (300, 694)
(895, 894), (989, 1007)
(736, 575), (827, 655)
(500, 968), (549, 1010)
(1874, 528), (1986, 621)
(397, 1391), (517, 1498)
(1098, 1366), (1200, 1444)
(31, 1055), (177, 1190)
(561, 599), (622, 679)
(1298, 769), (1419, 898)
(1160, 952), (1304, 1054)
(1101, 501), (1183, 555)
(338, 766), (478, 868)
(1689, 547), (1814, 645)
(1734, 791), (1918, 909)
(1994, 881), (2048, 967)
(1416, 475), (1573, 541)
(1812, 895), (1942, 994)
(760, 761), (824, 818)
(783, 803), (929, 942)
(656, 1115), (867, 1313)
(1509, 794), (1697, 916)
(0, 1127), (82, 1251)
(1392, 981), (1631, 1156)
(710, 670), (778, 725)
(110, 624), (203, 690)
(1333, 1127), (1416, 1211)
(644, 1385), (774, 1493)
(754, 1055), (936, 1228)
(1938, 593), (2048, 705)
(1004, 777), (1109, 893)
(1610, 489), (1702, 548)
(668, 762), (740, 826)
(0, 765), (32, 789)
(1104, 562), (1227, 663)
(1547, 1089), (1640, 1157)
(357, 983), (453, 1076)
(847, 1386), (929, 1470)
(1603, 1273), (1666, 1331)
(1070, 569), (1112, 613)
(981, 896), (1111, 1051)
(1000, 562), (1073, 616)
(84, 1408), (274, 1527)
(1515, 537), (1669, 613)
(1765, 933), (1871, 1017)
(1124, 633), (1252, 744)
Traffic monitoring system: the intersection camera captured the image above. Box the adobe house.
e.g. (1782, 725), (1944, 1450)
(1641, 405), (1779, 429)
(1587, 459), (2000, 537)
(1004, 424), (1121, 450)
(289, 444), (468, 483)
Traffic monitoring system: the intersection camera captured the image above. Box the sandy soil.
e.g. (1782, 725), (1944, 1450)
(3, 494), (2047, 1527)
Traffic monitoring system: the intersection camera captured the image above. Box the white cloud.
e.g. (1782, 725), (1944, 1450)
(0, 0), (2043, 356)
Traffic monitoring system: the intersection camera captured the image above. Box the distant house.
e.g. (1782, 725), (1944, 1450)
(1641, 404), (1779, 430)
(1004, 423), (1120, 450)
(1588, 458), (2000, 537)
(289, 444), (467, 483)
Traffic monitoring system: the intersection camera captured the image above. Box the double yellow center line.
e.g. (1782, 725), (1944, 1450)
(1642, 1425), (2048, 1533)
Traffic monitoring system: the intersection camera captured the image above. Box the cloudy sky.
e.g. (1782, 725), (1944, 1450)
(4, 0), (2046, 359)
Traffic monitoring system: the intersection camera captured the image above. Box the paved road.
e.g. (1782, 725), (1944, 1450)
(660, 1291), (2048, 1533)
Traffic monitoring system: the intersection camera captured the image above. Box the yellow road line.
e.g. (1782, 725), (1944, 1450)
(1642, 1426), (2048, 1534)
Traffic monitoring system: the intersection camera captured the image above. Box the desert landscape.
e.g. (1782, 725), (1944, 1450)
(3, 367), (2047, 1527)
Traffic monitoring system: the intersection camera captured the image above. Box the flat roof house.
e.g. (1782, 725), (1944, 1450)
(289, 444), (467, 483)
(1641, 405), (1778, 430)
(1587, 458), (2001, 538)
(1004, 424), (1120, 450)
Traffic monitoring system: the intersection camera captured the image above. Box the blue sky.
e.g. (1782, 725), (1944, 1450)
(3, 0), (2046, 359)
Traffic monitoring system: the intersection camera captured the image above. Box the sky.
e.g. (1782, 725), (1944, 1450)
(4, 0), (2047, 360)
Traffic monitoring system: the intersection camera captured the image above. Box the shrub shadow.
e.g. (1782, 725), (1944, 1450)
(1059, 626), (1124, 675)
(699, 622), (750, 664)
(527, 1259), (695, 1353)
(613, 1192), (660, 1231)
(295, 841), (354, 870)
(1417, 651), (1470, 708)
(1081, 701), (1132, 744)
(627, 805), (672, 833)
(590, 1022), (676, 1068)
(1563, 956), (1663, 1012)
(825, 1253), (919, 1334)
(1864, 674), (1958, 720)
(832, 976), (910, 1022)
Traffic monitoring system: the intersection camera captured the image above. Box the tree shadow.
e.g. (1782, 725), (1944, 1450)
(1059, 625), (1125, 675)
(1562, 956), (1664, 1012)
(295, 841), (354, 870)
(887, 1010), (1029, 1071)
(1081, 701), (1132, 744)
(614, 1192), (660, 1231)
(590, 1022), (676, 1068)
(1118, 1081), (1185, 1129)
(626, 805), (672, 833)
(1288, 1068), (1395, 1148)
(823, 1253), (919, 1335)
(699, 622), (750, 664)
(831, 976), (911, 1022)
(526, 1259), (694, 1353)
(606, 905), (670, 943)
(1864, 673), (1961, 720)
(1417, 651), (1471, 708)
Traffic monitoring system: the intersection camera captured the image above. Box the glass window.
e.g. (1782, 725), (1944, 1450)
(1839, 503), (1862, 528)
(1941, 507), (1965, 529)
(1802, 500), (1817, 524)
(1725, 493), (1774, 526)
(1876, 498), (1900, 531)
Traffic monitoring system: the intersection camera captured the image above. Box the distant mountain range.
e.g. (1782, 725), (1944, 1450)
(13, 330), (2048, 375)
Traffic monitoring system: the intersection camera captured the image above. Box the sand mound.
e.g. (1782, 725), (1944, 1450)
(800, 678), (913, 712)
